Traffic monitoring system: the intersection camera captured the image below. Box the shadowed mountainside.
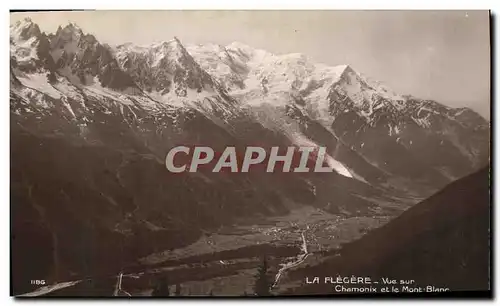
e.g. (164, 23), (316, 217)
(287, 166), (491, 294)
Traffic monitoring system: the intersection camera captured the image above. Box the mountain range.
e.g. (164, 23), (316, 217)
(10, 18), (490, 295)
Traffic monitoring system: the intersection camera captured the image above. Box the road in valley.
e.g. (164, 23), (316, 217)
(272, 230), (309, 289)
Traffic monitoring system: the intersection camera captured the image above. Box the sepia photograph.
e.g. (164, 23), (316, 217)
(9, 10), (491, 297)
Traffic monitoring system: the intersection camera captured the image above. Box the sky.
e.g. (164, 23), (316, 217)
(10, 10), (491, 118)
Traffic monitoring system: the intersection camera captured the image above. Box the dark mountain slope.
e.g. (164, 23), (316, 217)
(287, 166), (491, 294)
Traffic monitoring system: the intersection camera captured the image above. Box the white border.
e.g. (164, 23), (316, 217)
(3, 1), (500, 10)
(2, 1), (498, 305)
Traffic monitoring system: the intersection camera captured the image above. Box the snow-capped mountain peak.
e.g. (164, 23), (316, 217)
(10, 18), (56, 76)
(9, 20), (489, 184)
(66, 22), (82, 31)
(325, 63), (409, 123)
(10, 17), (41, 40)
(114, 37), (223, 102)
(52, 22), (84, 45)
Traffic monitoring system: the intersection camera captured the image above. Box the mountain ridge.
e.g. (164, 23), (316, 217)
(10, 19), (489, 122)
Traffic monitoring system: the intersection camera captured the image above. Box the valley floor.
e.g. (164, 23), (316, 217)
(20, 205), (406, 297)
